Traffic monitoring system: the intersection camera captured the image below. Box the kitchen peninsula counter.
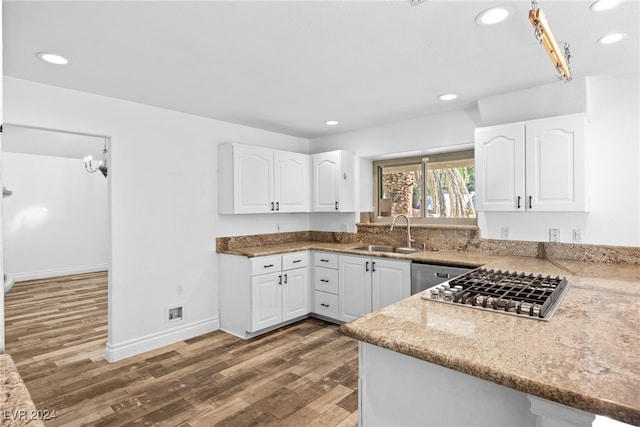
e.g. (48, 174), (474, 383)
(217, 235), (639, 424)
(340, 256), (640, 426)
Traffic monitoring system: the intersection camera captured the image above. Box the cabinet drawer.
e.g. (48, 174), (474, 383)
(282, 251), (309, 270)
(313, 290), (339, 319)
(314, 267), (339, 294)
(314, 252), (338, 269)
(251, 255), (282, 276)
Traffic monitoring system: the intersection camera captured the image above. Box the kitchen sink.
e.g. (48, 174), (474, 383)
(352, 245), (422, 254)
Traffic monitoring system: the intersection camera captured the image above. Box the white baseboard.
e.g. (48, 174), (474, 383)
(105, 316), (220, 362)
(10, 264), (109, 282)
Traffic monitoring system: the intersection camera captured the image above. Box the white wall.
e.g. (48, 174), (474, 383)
(3, 152), (108, 280)
(309, 107), (478, 231)
(310, 73), (640, 247)
(3, 76), (311, 360)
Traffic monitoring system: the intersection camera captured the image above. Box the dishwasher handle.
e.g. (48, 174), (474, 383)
(435, 272), (450, 279)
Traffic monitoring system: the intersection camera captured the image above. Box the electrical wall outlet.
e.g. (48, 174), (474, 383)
(167, 305), (184, 323)
(500, 227), (510, 240)
(276, 224), (281, 232)
(176, 284), (183, 295)
(549, 228), (560, 242)
(572, 228), (583, 243)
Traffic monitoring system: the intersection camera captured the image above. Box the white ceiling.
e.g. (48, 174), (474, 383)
(3, 0), (639, 140)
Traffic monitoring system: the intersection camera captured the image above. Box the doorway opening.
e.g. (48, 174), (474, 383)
(1, 124), (111, 357)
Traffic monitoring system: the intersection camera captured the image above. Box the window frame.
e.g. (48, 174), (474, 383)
(372, 148), (476, 225)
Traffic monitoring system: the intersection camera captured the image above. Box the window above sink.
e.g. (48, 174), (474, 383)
(372, 148), (477, 226)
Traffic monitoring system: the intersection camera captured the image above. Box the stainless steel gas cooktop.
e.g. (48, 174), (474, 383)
(421, 268), (570, 321)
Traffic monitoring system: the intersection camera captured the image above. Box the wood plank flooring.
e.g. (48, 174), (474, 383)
(3, 272), (359, 426)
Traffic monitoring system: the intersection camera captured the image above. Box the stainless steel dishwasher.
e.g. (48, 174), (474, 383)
(410, 262), (473, 295)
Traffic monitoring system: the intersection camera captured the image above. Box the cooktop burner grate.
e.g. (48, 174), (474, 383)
(421, 268), (569, 321)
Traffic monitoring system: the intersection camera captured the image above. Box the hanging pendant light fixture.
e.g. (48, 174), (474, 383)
(529, 0), (572, 82)
(84, 138), (108, 178)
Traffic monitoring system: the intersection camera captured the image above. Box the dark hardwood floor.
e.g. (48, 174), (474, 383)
(3, 272), (359, 426)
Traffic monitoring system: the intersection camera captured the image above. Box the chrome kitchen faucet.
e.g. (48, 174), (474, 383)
(391, 214), (416, 248)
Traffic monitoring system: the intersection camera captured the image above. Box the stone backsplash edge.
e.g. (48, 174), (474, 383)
(216, 229), (639, 264)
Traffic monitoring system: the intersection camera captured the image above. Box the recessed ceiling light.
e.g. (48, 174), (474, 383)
(590, 0), (622, 12)
(475, 6), (513, 25)
(598, 32), (627, 44)
(36, 52), (69, 65)
(325, 120), (339, 126)
(438, 94), (457, 101)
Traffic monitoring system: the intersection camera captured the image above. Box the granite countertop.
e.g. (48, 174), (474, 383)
(0, 354), (45, 426)
(340, 256), (640, 426)
(218, 240), (640, 424)
(218, 240), (490, 267)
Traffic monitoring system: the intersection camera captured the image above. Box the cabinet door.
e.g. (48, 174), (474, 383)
(371, 259), (411, 311)
(525, 115), (587, 211)
(282, 267), (309, 321)
(233, 146), (274, 213)
(336, 150), (356, 212)
(274, 151), (310, 212)
(312, 151), (340, 212)
(339, 255), (371, 322)
(250, 272), (282, 332)
(475, 124), (525, 211)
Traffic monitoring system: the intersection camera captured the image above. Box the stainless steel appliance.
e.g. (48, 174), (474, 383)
(410, 262), (473, 295)
(421, 268), (570, 321)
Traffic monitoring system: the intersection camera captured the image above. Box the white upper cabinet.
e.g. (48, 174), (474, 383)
(525, 115), (587, 211)
(475, 114), (587, 212)
(232, 145), (274, 214)
(274, 151), (310, 213)
(218, 143), (310, 214)
(475, 123), (525, 212)
(312, 150), (356, 212)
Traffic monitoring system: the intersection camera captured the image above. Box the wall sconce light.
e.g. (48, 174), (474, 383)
(529, 0), (572, 82)
(84, 139), (108, 178)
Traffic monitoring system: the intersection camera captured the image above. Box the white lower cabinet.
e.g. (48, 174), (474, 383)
(339, 255), (411, 322)
(249, 266), (309, 331)
(311, 252), (340, 321)
(281, 266), (309, 321)
(250, 271), (282, 332)
(220, 250), (411, 337)
(220, 251), (309, 339)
